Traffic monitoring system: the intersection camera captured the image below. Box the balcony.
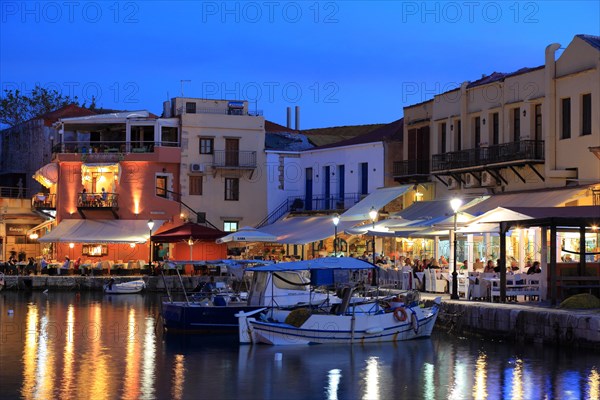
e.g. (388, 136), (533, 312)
(77, 192), (119, 219)
(52, 141), (180, 163)
(288, 193), (362, 212)
(393, 159), (431, 183)
(432, 140), (544, 172)
(212, 150), (257, 169)
(32, 193), (56, 210)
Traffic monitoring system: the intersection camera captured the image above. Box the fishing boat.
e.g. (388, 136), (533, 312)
(104, 278), (146, 294)
(237, 258), (441, 345)
(162, 259), (355, 334)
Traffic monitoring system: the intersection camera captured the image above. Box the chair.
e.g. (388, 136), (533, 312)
(424, 269), (433, 292)
(429, 269), (448, 293)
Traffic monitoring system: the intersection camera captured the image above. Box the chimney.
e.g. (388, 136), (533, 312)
(295, 106), (300, 131)
(286, 107), (292, 128)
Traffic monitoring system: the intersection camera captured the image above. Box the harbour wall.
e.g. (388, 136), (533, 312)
(437, 301), (600, 349)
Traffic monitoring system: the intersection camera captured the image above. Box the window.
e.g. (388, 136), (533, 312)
(513, 107), (520, 142)
(534, 105), (542, 141)
(189, 176), (203, 195)
(156, 175), (167, 198)
(359, 162), (368, 195)
(474, 117), (481, 148)
(440, 123), (447, 153)
(161, 126), (178, 146)
(200, 138), (214, 154)
(492, 113), (499, 145)
(582, 94), (592, 136)
(561, 98), (571, 139)
(224, 221), (238, 232)
(186, 102), (196, 114)
(225, 178), (239, 201)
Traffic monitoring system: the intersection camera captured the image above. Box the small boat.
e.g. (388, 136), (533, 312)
(236, 258), (441, 345)
(104, 279), (145, 294)
(162, 259), (349, 334)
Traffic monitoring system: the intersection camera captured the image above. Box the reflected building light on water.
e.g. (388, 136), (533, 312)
(22, 304), (39, 399)
(363, 357), (380, 400)
(472, 352), (487, 400)
(172, 354), (186, 400)
(326, 369), (341, 400)
(510, 358), (524, 400)
(124, 309), (141, 400)
(588, 368), (599, 399)
(423, 363), (435, 400)
(37, 314), (56, 399)
(141, 316), (156, 398)
(90, 304), (110, 398)
(59, 305), (76, 398)
(448, 360), (468, 399)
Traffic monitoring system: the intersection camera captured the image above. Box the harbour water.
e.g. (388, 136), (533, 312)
(0, 291), (598, 400)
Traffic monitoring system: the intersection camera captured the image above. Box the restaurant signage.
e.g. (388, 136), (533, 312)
(6, 224), (36, 236)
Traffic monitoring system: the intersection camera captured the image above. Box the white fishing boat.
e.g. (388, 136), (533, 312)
(104, 279), (145, 294)
(237, 258), (441, 345)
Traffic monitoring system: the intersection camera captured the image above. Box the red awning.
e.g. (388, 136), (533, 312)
(151, 222), (226, 242)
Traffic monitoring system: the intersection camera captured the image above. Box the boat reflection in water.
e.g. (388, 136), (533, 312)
(1, 291), (598, 399)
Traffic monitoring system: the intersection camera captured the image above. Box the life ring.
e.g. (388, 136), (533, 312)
(393, 307), (408, 322)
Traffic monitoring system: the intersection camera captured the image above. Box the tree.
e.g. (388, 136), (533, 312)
(0, 85), (79, 127)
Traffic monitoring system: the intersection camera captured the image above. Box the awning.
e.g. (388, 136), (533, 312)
(26, 219), (56, 236)
(340, 185), (412, 221)
(260, 216), (357, 245)
(462, 187), (590, 216)
(38, 219), (165, 243)
(32, 163), (58, 188)
(248, 257), (375, 272)
(216, 226), (277, 244)
(458, 207), (534, 234)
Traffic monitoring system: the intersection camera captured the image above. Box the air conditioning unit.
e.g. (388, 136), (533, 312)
(464, 172), (481, 188)
(190, 163), (205, 173)
(447, 177), (459, 190)
(481, 171), (498, 187)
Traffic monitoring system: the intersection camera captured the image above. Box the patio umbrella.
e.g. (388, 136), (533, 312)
(215, 226), (278, 244)
(151, 222), (226, 242)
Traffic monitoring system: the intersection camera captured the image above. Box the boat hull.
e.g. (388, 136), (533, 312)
(242, 306), (439, 345)
(162, 302), (265, 333)
(104, 280), (145, 294)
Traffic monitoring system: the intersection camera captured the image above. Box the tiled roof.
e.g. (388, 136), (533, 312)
(577, 34), (600, 51)
(311, 118), (403, 150)
(40, 104), (98, 126)
(265, 131), (314, 151)
(265, 120), (298, 133)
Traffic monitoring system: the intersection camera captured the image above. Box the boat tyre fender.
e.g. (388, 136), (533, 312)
(410, 309), (419, 334)
(393, 307), (408, 322)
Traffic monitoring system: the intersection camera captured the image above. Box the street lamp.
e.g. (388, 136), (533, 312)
(332, 214), (340, 257)
(369, 206), (378, 264)
(147, 219), (154, 265)
(450, 198), (463, 300)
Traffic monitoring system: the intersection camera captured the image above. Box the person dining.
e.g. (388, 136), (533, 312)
(484, 260), (495, 273)
(59, 256), (70, 275)
(527, 261), (541, 275)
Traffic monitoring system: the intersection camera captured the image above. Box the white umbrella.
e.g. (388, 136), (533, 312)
(215, 226), (278, 244)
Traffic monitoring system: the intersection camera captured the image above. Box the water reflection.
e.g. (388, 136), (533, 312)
(363, 356), (380, 400)
(2, 292), (599, 400)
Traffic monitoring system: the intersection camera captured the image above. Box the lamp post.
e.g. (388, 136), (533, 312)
(332, 214), (340, 257)
(369, 206), (378, 264)
(147, 219), (154, 266)
(450, 198), (463, 300)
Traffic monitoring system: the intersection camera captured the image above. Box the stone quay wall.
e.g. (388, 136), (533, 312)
(437, 301), (600, 349)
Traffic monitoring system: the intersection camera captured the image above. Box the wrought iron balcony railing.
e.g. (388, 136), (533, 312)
(77, 192), (119, 208)
(32, 193), (56, 209)
(212, 150), (257, 168)
(392, 159), (431, 177)
(432, 140), (544, 172)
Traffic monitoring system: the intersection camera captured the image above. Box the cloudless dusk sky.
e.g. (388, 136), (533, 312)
(1, 1), (598, 129)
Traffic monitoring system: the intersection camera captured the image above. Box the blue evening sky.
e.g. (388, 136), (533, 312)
(1, 1), (598, 129)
